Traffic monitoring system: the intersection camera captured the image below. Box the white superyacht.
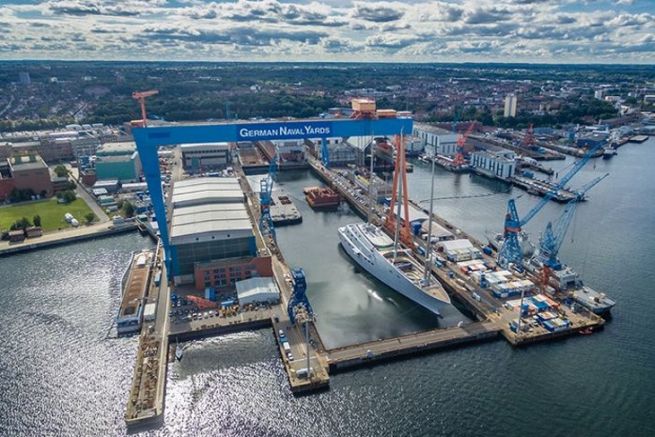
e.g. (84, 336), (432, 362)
(338, 222), (451, 316)
(338, 133), (451, 316)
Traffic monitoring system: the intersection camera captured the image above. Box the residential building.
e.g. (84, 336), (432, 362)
(504, 94), (518, 118)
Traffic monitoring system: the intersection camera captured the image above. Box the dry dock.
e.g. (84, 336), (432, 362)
(307, 157), (606, 348)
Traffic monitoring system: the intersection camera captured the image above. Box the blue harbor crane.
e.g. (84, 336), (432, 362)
(497, 143), (604, 269)
(259, 154), (278, 240)
(287, 268), (314, 325)
(538, 173), (609, 271)
(321, 138), (330, 167)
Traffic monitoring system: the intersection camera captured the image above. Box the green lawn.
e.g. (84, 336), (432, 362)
(0, 198), (95, 232)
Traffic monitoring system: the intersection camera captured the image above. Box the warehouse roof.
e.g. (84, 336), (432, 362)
(97, 141), (136, 155)
(173, 181), (241, 196)
(437, 239), (475, 250)
(170, 201), (252, 245)
(172, 190), (244, 207)
(174, 176), (239, 188)
(172, 202), (247, 218)
(9, 155), (47, 171)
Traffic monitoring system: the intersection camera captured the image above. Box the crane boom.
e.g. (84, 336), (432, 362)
(539, 173), (608, 269)
(259, 153), (278, 240)
(498, 142), (604, 268)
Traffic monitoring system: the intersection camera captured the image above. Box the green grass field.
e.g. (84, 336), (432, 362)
(0, 198), (95, 232)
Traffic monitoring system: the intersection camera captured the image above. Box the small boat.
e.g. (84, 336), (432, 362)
(602, 146), (617, 159)
(175, 339), (184, 361)
(580, 327), (594, 335)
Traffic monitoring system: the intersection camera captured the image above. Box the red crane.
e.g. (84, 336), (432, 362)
(384, 135), (414, 248)
(131, 89), (159, 127)
(453, 121), (475, 167)
(523, 123), (536, 149)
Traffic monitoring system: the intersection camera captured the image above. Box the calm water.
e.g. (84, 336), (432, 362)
(1, 140), (654, 436)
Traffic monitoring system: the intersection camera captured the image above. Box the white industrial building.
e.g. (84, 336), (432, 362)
(181, 142), (231, 171)
(437, 239), (482, 262)
(470, 149), (516, 181)
(169, 177), (256, 284)
(413, 123), (459, 157)
(235, 277), (280, 305)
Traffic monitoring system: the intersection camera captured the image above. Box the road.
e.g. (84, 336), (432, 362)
(72, 175), (110, 223)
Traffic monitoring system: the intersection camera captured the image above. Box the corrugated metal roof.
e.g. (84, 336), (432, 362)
(171, 190), (244, 207)
(173, 209), (249, 226)
(174, 183), (240, 196)
(174, 176), (239, 188)
(172, 202), (246, 218)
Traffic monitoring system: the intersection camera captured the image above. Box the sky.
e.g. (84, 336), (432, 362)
(0, 0), (654, 63)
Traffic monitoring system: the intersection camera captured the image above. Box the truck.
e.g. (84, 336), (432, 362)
(282, 342), (291, 353)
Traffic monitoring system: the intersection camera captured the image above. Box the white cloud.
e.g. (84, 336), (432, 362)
(0, 0), (652, 62)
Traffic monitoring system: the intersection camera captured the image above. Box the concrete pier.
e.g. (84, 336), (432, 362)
(0, 222), (137, 257)
(326, 321), (499, 372)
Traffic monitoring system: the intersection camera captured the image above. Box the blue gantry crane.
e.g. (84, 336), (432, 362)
(259, 154), (278, 240)
(538, 173), (609, 271)
(497, 143), (604, 268)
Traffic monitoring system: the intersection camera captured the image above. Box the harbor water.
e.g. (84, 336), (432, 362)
(1, 140), (655, 436)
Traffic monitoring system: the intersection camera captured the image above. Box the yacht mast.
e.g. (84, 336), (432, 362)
(423, 137), (438, 283)
(393, 132), (404, 259)
(367, 136), (375, 225)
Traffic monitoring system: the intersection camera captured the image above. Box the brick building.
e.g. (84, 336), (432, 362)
(8, 155), (53, 197)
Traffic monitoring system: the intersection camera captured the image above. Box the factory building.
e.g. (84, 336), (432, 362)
(504, 94), (518, 118)
(180, 142), (232, 172)
(470, 149), (516, 181)
(8, 155), (53, 197)
(413, 123), (458, 157)
(169, 177), (257, 285)
(95, 141), (142, 182)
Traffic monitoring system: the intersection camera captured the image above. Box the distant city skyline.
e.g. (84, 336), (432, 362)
(1, 0), (654, 63)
